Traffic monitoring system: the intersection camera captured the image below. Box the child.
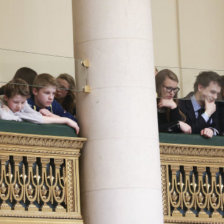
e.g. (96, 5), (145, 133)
(179, 71), (221, 138)
(27, 73), (78, 122)
(156, 69), (191, 134)
(0, 78), (79, 134)
(55, 73), (76, 115)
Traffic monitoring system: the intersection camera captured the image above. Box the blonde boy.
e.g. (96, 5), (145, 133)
(27, 73), (78, 122)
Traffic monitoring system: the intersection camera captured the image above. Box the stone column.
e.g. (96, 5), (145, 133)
(73, 0), (163, 223)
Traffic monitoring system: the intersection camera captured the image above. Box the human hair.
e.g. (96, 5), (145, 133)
(220, 75), (224, 99)
(0, 67), (37, 95)
(33, 73), (57, 90)
(155, 69), (179, 98)
(193, 71), (221, 93)
(56, 73), (76, 114)
(220, 75), (224, 86)
(155, 67), (158, 76)
(4, 78), (30, 98)
(155, 69), (186, 121)
(14, 67), (37, 85)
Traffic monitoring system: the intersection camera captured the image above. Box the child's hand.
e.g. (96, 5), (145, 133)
(40, 109), (58, 117)
(65, 118), (80, 134)
(200, 128), (213, 138)
(179, 121), (192, 134)
(204, 98), (216, 117)
(158, 98), (177, 109)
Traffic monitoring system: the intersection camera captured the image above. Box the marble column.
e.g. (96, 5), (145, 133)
(73, 0), (163, 223)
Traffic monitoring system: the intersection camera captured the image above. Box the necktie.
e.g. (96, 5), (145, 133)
(197, 108), (204, 118)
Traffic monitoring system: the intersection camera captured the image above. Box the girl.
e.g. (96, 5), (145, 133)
(156, 69), (191, 134)
(55, 74), (76, 115)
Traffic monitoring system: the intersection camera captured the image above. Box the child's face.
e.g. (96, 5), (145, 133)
(33, 85), (56, 108)
(5, 94), (27, 113)
(161, 77), (179, 99)
(198, 81), (221, 103)
(55, 78), (69, 99)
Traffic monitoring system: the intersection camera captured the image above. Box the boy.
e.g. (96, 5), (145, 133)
(179, 71), (221, 138)
(0, 78), (79, 134)
(27, 73), (78, 122)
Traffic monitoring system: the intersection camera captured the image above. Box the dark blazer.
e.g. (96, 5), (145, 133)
(27, 96), (78, 123)
(217, 101), (224, 135)
(178, 98), (219, 134)
(158, 106), (183, 133)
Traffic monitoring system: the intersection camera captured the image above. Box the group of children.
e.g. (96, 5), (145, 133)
(4, 67), (223, 138)
(0, 67), (79, 134)
(156, 69), (224, 138)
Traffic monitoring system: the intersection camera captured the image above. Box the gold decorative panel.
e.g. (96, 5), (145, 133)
(0, 132), (86, 224)
(160, 143), (224, 224)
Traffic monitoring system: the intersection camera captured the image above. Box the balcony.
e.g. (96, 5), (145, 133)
(0, 120), (86, 224)
(160, 133), (224, 224)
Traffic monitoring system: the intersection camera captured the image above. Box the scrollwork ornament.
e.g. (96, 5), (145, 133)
(0, 132), (84, 223)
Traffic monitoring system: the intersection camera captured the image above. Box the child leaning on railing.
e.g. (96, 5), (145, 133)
(0, 78), (79, 134)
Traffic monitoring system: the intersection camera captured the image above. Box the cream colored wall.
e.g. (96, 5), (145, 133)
(2, 0), (224, 96)
(0, 0), (75, 84)
(151, 0), (224, 97)
(179, 0), (224, 96)
(151, 0), (181, 73)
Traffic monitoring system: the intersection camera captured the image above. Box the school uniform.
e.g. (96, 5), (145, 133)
(178, 95), (219, 134)
(157, 106), (183, 132)
(217, 101), (224, 135)
(157, 97), (184, 133)
(27, 97), (78, 123)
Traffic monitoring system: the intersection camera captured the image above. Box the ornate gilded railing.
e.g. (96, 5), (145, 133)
(160, 140), (224, 224)
(0, 131), (86, 224)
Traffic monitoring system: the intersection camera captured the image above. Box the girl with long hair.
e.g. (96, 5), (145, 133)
(156, 69), (191, 133)
(55, 73), (76, 116)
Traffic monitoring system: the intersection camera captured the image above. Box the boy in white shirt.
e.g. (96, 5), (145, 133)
(0, 78), (79, 134)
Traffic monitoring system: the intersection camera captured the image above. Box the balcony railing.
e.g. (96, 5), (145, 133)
(0, 120), (86, 224)
(160, 133), (224, 224)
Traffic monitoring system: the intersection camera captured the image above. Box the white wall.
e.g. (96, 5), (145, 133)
(179, 0), (224, 96)
(151, 0), (180, 71)
(0, 0), (75, 83)
(151, 0), (224, 96)
(2, 0), (224, 95)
